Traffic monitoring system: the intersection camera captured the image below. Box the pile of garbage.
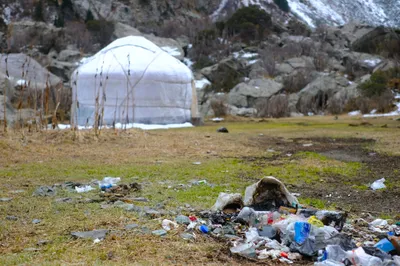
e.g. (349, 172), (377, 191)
(159, 177), (400, 265)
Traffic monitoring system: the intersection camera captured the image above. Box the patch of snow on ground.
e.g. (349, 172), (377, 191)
(241, 53), (258, 59)
(53, 123), (194, 131)
(161, 46), (181, 57)
(183, 58), (194, 68)
(16, 80), (26, 86)
(195, 78), (211, 90)
(248, 59), (259, 65)
(364, 59), (382, 68)
(363, 102), (400, 118)
(348, 110), (361, 116)
(2, 6), (11, 24)
(212, 117), (224, 122)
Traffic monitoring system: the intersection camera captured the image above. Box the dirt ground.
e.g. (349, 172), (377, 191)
(0, 115), (399, 265)
(244, 136), (400, 215)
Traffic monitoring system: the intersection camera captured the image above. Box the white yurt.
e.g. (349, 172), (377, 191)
(71, 36), (198, 127)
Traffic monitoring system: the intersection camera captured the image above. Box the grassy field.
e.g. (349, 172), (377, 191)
(0, 115), (399, 265)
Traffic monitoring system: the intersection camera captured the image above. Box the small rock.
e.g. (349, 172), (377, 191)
(130, 197), (149, 202)
(175, 215), (191, 225)
(24, 248), (41, 252)
(6, 215), (18, 221)
(138, 226), (151, 235)
(55, 197), (73, 203)
(184, 204), (191, 208)
(125, 224), (139, 230)
(33, 186), (56, 197)
(217, 127), (229, 133)
(32, 219), (41, 224)
(145, 209), (161, 218)
(152, 229), (167, 237)
(180, 233), (195, 241)
(9, 189), (25, 194)
(71, 229), (109, 240)
(0, 198), (12, 202)
(37, 240), (51, 246)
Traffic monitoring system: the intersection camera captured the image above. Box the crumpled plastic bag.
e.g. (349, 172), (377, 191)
(370, 178), (386, 190)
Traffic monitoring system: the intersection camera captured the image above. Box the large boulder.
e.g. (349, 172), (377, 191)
(0, 54), (63, 122)
(327, 83), (359, 114)
(113, 23), (184, 60)
(71, 0), (133, 24)
(296, 74), (352, 114)
(228, 79), (283, 108)
(201, 57), (247, 92)
(351, 26), (400, 56)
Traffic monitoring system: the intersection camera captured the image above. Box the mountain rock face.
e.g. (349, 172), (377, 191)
(211, 0), (400, 28)
(284, 0), (400, 28)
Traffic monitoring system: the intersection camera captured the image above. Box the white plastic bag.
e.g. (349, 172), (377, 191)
(370, 178), (386, 190)
(161, 219), (179, 231)
(245, 227), (259, 243)
(75, 185), (95, 193)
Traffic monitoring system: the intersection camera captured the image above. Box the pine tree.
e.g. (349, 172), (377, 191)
(85, 9), (95, 23)
(274, 0), (290, 13)
(33, 0), (45, 22)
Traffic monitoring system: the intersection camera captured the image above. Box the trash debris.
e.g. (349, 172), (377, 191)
(175, 215), (191, 225)
(244, 176), (299, 210)
(152, 229), (167, 237)
(181, 232), (196, 241)
(6, 215), (18, 221)
(71, 229), (109, 240)
(32, 219), (41, 224)
(217, 127), (229, 133)
(101, 183), (141, 201)
(162, 219), (179, 231)
(212, 117), (224, 122)
(192, 162), (202, 165)
(212, 193), (244, 213)
(303, 143), (313, 147)
(0, 198), (12, 202)
(75, 185), (95, 193)
(93, 238), (101, 244)
(33, 186), (56, 197)
(370, 178), (386, 190)
(199, 225), (209, 234)
(99, 177), (121, 190)
(124, 224), (139, 230)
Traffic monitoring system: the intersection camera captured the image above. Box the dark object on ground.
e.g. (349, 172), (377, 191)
(363, 246), (392, 261)
(6, 215), (18, 221)
(325, 233), (357, 251)
(217, 127), (229, 133)
(299, 209), (348, 231)
(101, 183), (142, 201)
(290, 238), (317, 257)
(33, 186), (56, 197)
(71, 229), (109, 240)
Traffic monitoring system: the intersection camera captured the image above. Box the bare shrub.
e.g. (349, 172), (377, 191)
(327, 97), (344, 115)
(256, 94), (288, 118)
(64, 21), (91, 52)
(158, 20), (186, 39)
(210, 99), (227, 117)
(354, 89), (394, 114)
(282, 69), (313, 93)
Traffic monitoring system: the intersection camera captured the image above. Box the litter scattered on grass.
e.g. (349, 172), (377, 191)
(370, 178), (386, 190)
